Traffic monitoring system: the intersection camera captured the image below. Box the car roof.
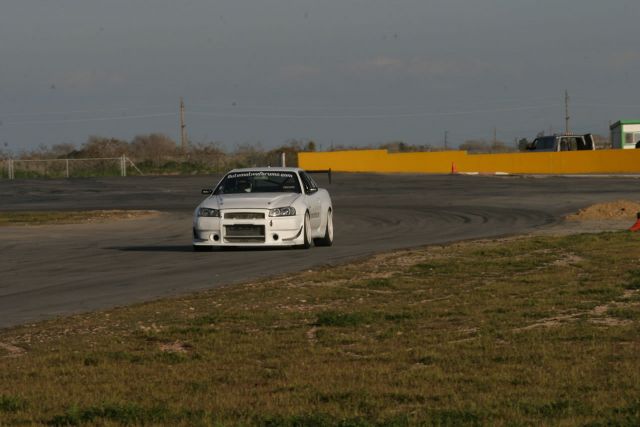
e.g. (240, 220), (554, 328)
(227, 167), (302, 174)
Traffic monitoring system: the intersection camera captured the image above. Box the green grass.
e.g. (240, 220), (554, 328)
(0, 395), (27, 413)
(1, 232), (640, 425)
(315, 311), (374, 327)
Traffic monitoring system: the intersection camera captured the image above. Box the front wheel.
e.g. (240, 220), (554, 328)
(297, 212), (312, 249)
(314, 209), (333, 247)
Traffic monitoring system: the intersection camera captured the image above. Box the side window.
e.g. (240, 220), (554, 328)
(559, 139), (569, 151)
(559, 138), (578, 151)
(307, 174), (319, 190)
(299, 172), (317, 194)
(535, 137), (555, 150)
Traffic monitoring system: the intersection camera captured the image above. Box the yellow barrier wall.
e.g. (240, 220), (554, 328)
(299, 149), (640, 174)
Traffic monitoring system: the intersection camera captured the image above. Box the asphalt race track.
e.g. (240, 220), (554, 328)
(1, 173), (638, 329)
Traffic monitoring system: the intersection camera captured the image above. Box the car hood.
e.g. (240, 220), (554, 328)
(200, 193), (301, 210)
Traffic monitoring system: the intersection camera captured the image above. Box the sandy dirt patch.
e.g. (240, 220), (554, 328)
(159, 341), (191, 354)
(565, 199), (640, 221)
(531, 200), (640, 236)
(0, 342), (26, 358)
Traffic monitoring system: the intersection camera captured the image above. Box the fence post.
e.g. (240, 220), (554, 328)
(8, 159), (14, 180)
(120, 155), (126, 177)
(280, 152), (286, 167)
(65, 159), (70, 178)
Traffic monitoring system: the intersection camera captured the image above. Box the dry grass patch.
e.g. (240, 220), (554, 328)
(1, 232), (640, 425)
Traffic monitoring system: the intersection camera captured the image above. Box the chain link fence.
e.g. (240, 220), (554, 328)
(0, 150), (299, 180)
(0, 156), (143, 180)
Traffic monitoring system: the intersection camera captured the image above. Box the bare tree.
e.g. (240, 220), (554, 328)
(189, 141), (226, 172)
(82, 136), (129, 158)
(460, 139), (515, 154)
(50, 143), (77, 158)
(130, 134), (177, 167)
(379, 141), (433, 152)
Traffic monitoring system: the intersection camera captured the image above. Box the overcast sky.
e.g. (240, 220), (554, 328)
(2, 0), (640, 152)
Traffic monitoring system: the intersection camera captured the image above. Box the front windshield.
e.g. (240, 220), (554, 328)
(214, 171), (301, 195)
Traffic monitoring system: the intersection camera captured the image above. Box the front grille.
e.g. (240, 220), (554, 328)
(224, 224), (265, 242)
(225, 212), (265, 220)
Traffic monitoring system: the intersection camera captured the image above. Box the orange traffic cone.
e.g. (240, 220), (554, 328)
(451, 162), (458, 174)
(630, 213), (640, 232)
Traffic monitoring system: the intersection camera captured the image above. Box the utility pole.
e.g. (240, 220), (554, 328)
(564, 90), (570, 135)
(444, 131), (448, 150)
(180, 97), (188, 151)
(493, 127), (497, 144)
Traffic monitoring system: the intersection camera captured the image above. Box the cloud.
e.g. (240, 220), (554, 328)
(344, 56), (491, 77)
(57, 70), (126, 90)
(279, 64), (322, 80)
(609, 51), (640, 69)
(277, 56), (492, 82)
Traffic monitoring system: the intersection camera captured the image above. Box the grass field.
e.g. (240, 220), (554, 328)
(1, 232), (640, 426)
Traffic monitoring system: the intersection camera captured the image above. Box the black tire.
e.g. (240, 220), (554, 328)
(193, 245), (213, 252)
(314, 209), (334, 247)
(298, 212), (312, 249)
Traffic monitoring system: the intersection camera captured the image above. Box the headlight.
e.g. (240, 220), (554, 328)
(269, 207), (296, 217)
(198, 208), (220, 217)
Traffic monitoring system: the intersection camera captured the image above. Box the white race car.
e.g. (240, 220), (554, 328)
(193, 167), (333, 250)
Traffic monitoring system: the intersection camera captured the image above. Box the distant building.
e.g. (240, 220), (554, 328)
(610, 120), (640, 149)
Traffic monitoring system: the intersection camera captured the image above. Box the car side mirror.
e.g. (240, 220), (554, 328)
(307, 187), (318, 195)
(201, 189), (213, 195)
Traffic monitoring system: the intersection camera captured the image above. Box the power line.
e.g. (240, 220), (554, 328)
(187, 104), (562, 120)
(188, 96), (561, 111)
(0, 104), (172, 117)
(572, 102), (640, 108)
(3, 113), (175, 126)
(0, 104), (561, 127)
(0, 96), (566, 119)
(3, 97), (638, 124)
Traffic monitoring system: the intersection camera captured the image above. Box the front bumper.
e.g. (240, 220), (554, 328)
(192, 209), (304, 247)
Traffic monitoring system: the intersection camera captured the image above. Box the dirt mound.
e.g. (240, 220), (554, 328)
(565, 200), (640, 221)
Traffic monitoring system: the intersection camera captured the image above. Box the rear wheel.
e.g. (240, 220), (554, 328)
(314, 209), (333, 247)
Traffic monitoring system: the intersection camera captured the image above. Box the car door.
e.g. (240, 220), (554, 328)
(299, 171), (322, 231)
